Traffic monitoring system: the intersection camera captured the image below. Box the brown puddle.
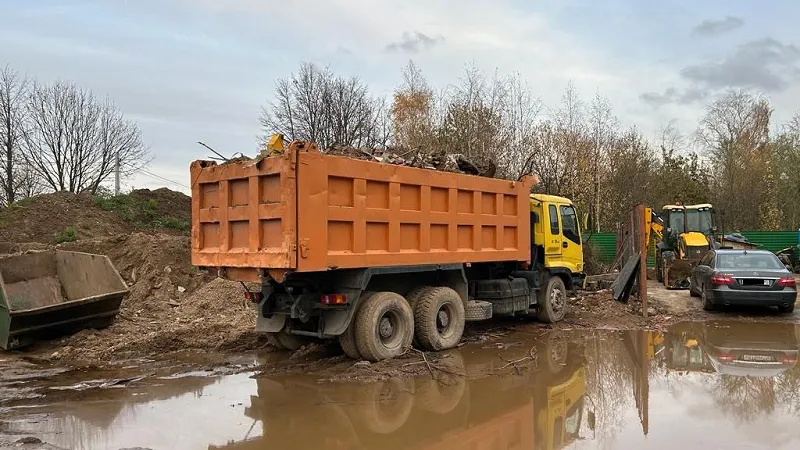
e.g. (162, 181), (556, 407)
(3, 320), (800, 450)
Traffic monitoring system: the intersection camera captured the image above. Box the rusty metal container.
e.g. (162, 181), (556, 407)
(191, 142), (535, 281)
(0, 250), (129, 349)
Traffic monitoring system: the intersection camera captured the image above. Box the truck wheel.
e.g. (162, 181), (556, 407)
(354, 292), (414, 362)
(339, 292), (376, 360)
(276, 331), (310, 351)
(405, 286), (429, 310)
(266, 333), (284, 350)
(537, 276), (567, 323)
(339, 322), (361, 360)
(413, 287), (465, 351)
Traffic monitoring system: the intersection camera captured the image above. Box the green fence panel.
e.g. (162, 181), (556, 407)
(739, 231), (799, 253)
(582, 230), (800, 268)
(584, 233), (616, 263)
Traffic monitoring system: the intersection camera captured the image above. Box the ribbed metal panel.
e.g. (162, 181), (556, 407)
(584, 233), (617, 263)
(740, 231), (799, 253)
(583, 231), (800, 269)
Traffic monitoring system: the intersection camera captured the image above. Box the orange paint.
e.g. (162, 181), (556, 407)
(191, 141), (536, 281)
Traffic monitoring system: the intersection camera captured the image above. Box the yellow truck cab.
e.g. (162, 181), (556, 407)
(531, 193), (585, 285)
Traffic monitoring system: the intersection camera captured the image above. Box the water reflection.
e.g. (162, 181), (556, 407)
(212, 336), (588, 450)
(4, 321), (800, 449)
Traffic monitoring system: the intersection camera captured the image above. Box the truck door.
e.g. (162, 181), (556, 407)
(558, 205), (583, 273)
(545, 204), (563, 260)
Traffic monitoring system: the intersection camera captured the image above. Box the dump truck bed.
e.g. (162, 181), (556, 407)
(191, 141), (535, 281)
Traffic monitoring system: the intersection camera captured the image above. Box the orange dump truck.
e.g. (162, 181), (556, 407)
(190, 139), (585, 361)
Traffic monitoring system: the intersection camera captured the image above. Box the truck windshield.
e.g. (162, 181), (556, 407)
(686, 210), (713, 234)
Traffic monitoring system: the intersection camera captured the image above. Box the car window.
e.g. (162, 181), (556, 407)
(560, 205), (581, 244)
(548, 204), (559, 235)
(716, 253), (784, 270)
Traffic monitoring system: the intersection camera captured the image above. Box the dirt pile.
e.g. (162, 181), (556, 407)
(0, 192), (131, 244)
(40, 233), (268, 362)
(0, 188), (191, 245)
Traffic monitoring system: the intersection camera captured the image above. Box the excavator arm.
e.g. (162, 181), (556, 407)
(644, 207), (663, 253)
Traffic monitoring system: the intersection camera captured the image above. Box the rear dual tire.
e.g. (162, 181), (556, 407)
(412, 287), (465, 352)
(353, 292), (415, 362)
(340, 287), (467, 360)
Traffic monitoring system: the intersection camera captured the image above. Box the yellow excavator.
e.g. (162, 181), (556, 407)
(647, 203), (716, 289)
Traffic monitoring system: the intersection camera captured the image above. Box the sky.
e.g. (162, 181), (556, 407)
(3, 0), (800, 194)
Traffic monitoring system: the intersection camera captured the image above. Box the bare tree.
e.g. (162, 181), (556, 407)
(496, 73), (542, 180)
(391, 60), (434, 151)
(697, 90), (773, 230)
(21, 80), (148, 194)
(0, 65), (29, 205)
(588, 92), (619, 232)
(260, 62), (388, 149)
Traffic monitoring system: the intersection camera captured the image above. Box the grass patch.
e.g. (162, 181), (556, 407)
(93, 193), (189, 232)
(154, 217), (190, 231)
(55, 226), (78, 244)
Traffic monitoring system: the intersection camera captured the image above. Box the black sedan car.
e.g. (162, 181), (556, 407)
(689, 249), (798, 313)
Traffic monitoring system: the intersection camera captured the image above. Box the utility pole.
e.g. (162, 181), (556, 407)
(114, 150), (120, 196)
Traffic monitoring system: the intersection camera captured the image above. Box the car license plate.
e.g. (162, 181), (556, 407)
(742, 354), (774, 362)
(764, 280), (770, 286)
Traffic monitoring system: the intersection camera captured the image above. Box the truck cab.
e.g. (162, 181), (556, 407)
(531, 194), (584, 286)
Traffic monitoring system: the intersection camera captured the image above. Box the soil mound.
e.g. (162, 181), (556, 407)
(0, 192), (131, 244)
(44, 233), (268, 362)
(0, 188), (191, 245)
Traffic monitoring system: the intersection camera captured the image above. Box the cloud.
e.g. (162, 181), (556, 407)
(682, 38), (800, 91)
(640, 38), (800, 107)
(385, 31), (444, 53)
(691, 16), (744, 37)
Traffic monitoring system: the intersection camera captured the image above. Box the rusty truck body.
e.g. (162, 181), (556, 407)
(190, 140), (585, 361)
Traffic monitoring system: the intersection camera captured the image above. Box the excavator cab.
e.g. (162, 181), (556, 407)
(655, 203), (715, 289)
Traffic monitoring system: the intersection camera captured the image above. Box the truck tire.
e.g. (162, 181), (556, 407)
(339, 292), (376, 360)
(405, 286), (429, 310)
(266, 333), (284, 350)
(354, 292), (414, 362)
(276, 331), (311, 351)
(339, 322), (361, 360)
(465, 300), (493, 321)
(406, 286), (431, 348)
(413, 287), (465, 351)
(536, 276), (567, 323)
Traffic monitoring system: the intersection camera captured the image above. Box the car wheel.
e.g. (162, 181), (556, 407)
(702, 286), (714, 311)
(689, 282), (699, 298)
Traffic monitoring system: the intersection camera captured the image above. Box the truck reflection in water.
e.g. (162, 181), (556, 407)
(210, 334), (587, 450)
